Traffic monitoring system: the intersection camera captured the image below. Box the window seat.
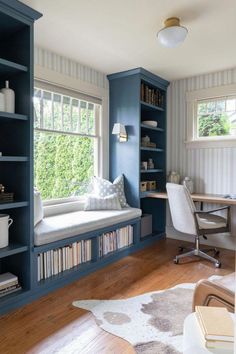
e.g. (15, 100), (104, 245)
(34, 207), (142, 246)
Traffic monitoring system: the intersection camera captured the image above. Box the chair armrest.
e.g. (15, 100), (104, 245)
(194, 206), (230, 215)
(192, 279), (235, 313)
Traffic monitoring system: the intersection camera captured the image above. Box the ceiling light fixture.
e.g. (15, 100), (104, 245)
(157, 17), (188, 48)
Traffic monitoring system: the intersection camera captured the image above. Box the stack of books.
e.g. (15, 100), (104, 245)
(195, 306), (234, 350)
(0, 272), (21, 297)
(37, 239), (92, 281)
(99, 225), (133, 257)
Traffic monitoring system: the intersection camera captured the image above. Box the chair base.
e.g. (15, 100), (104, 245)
(174, 243), (221, 268)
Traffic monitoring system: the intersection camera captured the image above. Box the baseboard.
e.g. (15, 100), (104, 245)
(166, 226), (235, 251)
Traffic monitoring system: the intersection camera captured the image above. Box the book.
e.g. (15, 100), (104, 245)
(196, 306), (234, 342)
(0, 272), (18, 288)
(0, 284), (21, 297)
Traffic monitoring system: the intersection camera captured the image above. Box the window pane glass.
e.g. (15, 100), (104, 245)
(42, 91), (52, 130)
(226, 98), (235, 112)
(53, 94), (62, 131)
(34, 131), (94, 199)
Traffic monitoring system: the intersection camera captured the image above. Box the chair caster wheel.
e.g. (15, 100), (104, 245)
(178, 247), (184, 253)
(215, 262), (221, 268)
(174, 258), (179, 264)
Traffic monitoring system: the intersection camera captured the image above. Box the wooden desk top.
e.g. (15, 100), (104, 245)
(146, 191), (236, 205)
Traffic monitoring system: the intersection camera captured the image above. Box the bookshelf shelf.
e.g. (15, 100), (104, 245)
(140, 146), (163, 152)
(0, 243), (28, 259)
(0, 201), (28, 210)
(141, 100), (164, 112)
(140, 123), (164, 132)
(0, 58), (28, 74)
(0, 112), (28, 121)
(0, 156), (28, 162)
(141, 169), (163, 173)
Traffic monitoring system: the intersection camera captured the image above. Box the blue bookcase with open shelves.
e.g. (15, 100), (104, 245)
(108, 68), (169, 241)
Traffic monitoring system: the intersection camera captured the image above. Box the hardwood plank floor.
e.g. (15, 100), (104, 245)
(0, 239), (234, 354)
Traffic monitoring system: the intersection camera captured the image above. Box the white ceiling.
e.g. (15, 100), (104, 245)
(22, 0), (236, 81)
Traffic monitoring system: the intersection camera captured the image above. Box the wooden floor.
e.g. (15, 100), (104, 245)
(0, 239), (234, 354)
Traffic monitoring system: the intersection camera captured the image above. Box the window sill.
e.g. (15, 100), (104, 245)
(185, 138), (236, 149)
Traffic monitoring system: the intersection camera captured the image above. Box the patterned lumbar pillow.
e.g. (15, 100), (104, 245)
(93, 175), (129, 207)
(84, 193), (121, 211)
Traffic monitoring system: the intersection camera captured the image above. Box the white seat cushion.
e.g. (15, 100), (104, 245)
(197, 213), (227, 229)
(34, 208), (141, 246)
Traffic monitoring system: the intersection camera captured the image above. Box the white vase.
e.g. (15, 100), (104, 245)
(182, 177), (194, 194)
(1, 81), (15, 113)
(0, 214), (13, 248)
(0, 92), (5, 111)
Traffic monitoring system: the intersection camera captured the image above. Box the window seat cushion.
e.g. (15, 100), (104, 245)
(34, 207), (142, 246)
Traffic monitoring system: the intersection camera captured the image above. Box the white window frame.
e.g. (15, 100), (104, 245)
(185, 83), (236, 148)
(34, 82), (102, 203)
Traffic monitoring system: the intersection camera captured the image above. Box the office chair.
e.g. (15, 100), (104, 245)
(166, 183), (230, 268)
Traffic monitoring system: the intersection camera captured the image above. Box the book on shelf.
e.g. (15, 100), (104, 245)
(99, 225), (133, 257)
(195, 306), (234, 349)
(37, 239), (92, 281)
(0, 272), (21, 297)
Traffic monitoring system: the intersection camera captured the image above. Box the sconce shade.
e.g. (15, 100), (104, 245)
(112, 123), (128, 142)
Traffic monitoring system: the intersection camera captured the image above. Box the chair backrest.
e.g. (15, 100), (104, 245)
(166, 183), (196, 235)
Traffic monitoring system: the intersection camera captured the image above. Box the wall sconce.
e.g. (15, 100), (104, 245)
(112, 123), (128, 142)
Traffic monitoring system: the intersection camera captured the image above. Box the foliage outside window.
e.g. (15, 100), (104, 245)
(34, 87), (100, 200)
(197, 97), (236, 138)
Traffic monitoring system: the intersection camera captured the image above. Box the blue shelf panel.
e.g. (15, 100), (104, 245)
(140, 190), (160, 198)
(141, 169), (163, 173)
(140, 123), (164, 132)
(140, 146), (164, 152)
(141, 101), (164, 112)
(0, 58), (28, 74)
(0, 243), (28, 259)
(0, 201), (29, 210)
(0, 156), (28, 162)
(0, 112), (28, 121)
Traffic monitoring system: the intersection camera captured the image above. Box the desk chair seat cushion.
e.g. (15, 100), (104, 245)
(197, 213), (227, 230)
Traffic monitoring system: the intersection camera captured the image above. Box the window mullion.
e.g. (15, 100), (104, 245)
(61, 95), (64, 130)
(51, 92), (54, 130)
(40, 90), (44, 129)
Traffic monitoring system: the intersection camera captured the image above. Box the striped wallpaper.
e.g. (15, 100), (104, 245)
(166, 67), (236, 249)
(34, 47), (108, 89)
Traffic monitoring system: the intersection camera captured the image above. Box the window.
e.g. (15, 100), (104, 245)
(34, 83), (101, 200)
(196, 97), (236, 139)
(186, 84), (236, 148)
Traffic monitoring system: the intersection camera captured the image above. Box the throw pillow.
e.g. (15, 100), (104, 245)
(34, 188), (44, 226)
(84, 193), (122, 211)
(93, 175), (129, 207)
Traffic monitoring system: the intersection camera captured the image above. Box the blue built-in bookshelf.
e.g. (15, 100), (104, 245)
(108, 68), (169, 240)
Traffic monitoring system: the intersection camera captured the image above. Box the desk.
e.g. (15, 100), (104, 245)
(145, 192), (236, 237)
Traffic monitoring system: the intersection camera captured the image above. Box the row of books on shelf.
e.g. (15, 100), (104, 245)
(0, 272), (21, 298)
(140, 82), (164, 108)
(195, 306), (234, 350)
(37, 239), (92, 281)
(99, 225), (133, 257)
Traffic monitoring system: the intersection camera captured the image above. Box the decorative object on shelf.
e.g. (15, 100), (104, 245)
(147, 181), (156, 191)
(147, 158), (154, 170)
(157, 17), (188, 48)
(1, 81), (15, 113)
(182, 176), (194, 194)
(140, 181), (148, 192)
(142, 120), (158, 127)
(0, 92), (5, 112)
(0, 184), (14, 202)
(0, 272), (21, 298)
(0, 214), (13, 248)
(112, 123), (128, 142)
(140, 82), (164, 108)
(0, 152), (2, 157)
(141, 161), (148, 170)
(168, 171), (180, 184)
(141, 135), (157, 148)
(141, 135), (150, 144)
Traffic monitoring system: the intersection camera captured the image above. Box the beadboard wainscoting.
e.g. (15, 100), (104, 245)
(166, 68), (236, 250)
(34, 46), (109, 178)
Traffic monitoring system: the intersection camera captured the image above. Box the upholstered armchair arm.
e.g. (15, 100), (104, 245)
(192, 279), (235, 313)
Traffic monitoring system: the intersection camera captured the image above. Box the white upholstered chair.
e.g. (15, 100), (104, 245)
(166, 183), (230, 268)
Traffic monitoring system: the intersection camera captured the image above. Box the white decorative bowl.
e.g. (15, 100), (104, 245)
(142, 120), (158, 127)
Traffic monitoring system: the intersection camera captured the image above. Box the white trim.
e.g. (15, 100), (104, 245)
(186, 83), (236, 148)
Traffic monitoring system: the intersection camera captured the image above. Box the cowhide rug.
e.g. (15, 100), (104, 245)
(73, 276), (221, 354)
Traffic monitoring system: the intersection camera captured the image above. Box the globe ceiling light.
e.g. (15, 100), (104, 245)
(157, 17), (188, 48)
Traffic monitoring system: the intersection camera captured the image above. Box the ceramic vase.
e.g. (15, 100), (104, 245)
(1, 81), (15, 113)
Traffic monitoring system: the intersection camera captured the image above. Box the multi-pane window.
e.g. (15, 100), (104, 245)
(34, 85), (101, 200)
(196, 96), (236, 139)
